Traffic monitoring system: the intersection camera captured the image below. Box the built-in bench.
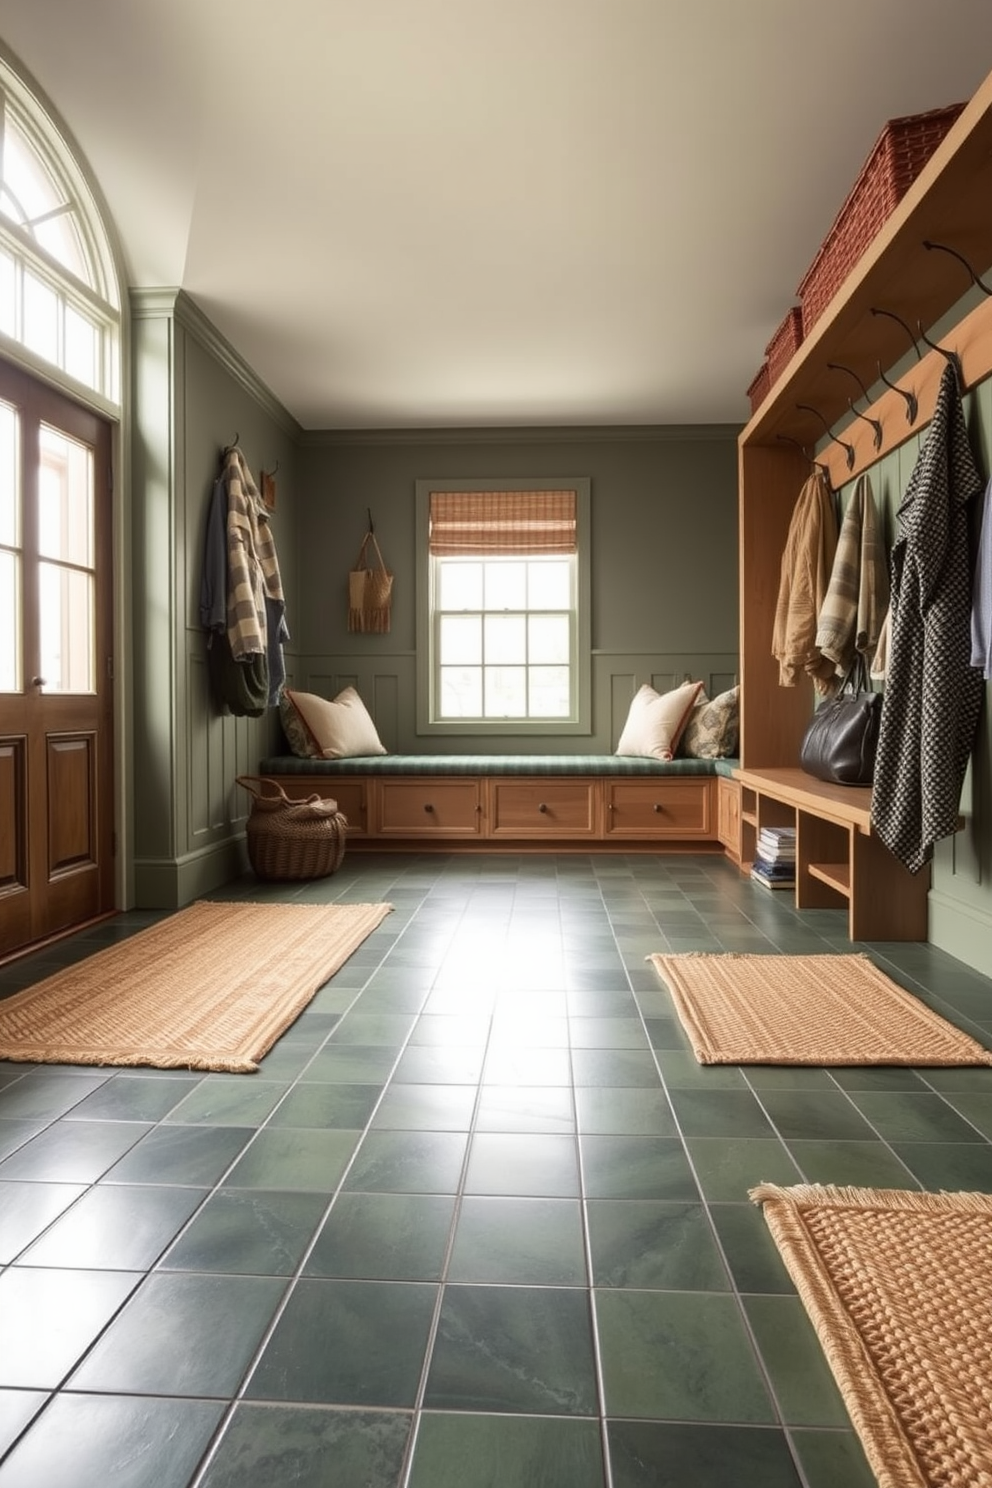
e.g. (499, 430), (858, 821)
(256, 754), (740, 853)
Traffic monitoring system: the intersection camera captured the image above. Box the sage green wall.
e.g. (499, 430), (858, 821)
(291, 427), (741, 753)
(830, 373), (992, 976)
(130, 290), (302, 908)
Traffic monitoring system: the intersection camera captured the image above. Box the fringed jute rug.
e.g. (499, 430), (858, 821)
(751, 1183), (992, 1488)
(648, 952), (992, 1066)
(0, 900), (393, 1073)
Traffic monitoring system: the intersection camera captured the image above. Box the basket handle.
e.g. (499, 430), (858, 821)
(236, 774), (293, 805)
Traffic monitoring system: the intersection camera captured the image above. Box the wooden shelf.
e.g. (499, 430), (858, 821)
(808, 861), (851, 897)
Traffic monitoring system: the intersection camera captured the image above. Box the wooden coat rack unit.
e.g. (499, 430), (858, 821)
(733, 68), (992, 941)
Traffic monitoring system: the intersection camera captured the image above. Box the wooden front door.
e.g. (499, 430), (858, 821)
(0, 358), (115, 959)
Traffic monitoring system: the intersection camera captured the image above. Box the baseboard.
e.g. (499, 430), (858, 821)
(134, 837), (249, 909)
(927, 889), (992, 979)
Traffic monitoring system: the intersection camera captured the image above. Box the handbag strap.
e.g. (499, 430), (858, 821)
(353, 530), (387, 573)
(840, 652), (872, 696)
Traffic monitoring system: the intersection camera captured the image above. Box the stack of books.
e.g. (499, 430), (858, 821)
(751, 825), (797, 890)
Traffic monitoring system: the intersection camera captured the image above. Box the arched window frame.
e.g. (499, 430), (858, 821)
(0, 47), (121, 410)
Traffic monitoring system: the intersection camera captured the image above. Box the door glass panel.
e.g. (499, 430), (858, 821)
(38, 560), (93, 692)
(0, 399), (18, 545)
(0, 550), (19, 691)
(0, 250), (14, 338)
(65, 305), (98, 388)
(38, 424), (93, 565)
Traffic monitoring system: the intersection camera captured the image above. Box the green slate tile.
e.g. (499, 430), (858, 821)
(0, 1071), (110, 1120)
(0, 1394), (224, 1488)
(742, 1295), (850, 1426)
(304, 1192), (455, 1280)
(63, 1074), (197, 1121)
(789, 1428), (877, 1488)
(0, 1268), (139, 1388)
(371, 1082), (477, 1131)
(787, 1140), (919, 1189)
(888, 1141), (992, 1192)
(755, 1091), (876, 1142)
(474, 1085), (575, 1134)
(163, 1078), (289, 1127)
(69, 1272), (286, 1396)
(931, 1090), (992, 1139)
(652, 1051), (746, 1090)
(225, 1128), (361, 1192)
(18, 1183), (204, 1269)
(0, 1119), (48, 1163)
(0, 1120), (151, 1183)
(409, 1412), (605, 1488)
(580, 1135), (699, 1200)
(266, 1082), (382, 1129)
(344, 1130), (468, 1194)
(667, 1088), (774, 1139)
(595, 1290), (775, 1423)
(101, 1123), (254, 1186)
(586, 1200), (729, 1290)
(447, 1196), (586, 1285)
(843, 1091), (987, 1143)
(161, 1188), (328, 1275)
(708, 1203), (796, 1294)
(424, 1284), (598, 1415)
(607, 1420), (802, 1488)
(328, 1012), (417, 1046)
(464, 1133), (579, 1197)
(247, 1278), (437, 1407)
(575, 1086), (676, 1135)
(0, 1181), (86, 1264)
(570, 1049), (662, 1087)
(483, 1048), (572, 1086)
(199, 1404), (411, 1488)
(0, 1389), (48, 1456)
(302, 1045), (399, 1084)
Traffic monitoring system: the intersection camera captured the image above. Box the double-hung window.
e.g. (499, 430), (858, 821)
(416, 478), (591, 736)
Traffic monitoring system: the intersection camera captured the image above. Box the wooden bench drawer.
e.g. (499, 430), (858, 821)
(604, 779), (715, 838)
(376, 778), (483, 837)
(487, 779), (598, 837)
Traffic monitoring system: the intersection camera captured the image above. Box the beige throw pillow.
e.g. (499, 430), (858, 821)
(615, 680), (703, 761)
(282, 686), (387, 759)
(679, 685), (740, 759)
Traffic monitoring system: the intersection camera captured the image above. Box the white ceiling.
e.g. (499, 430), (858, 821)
(3, 1), (992, 430)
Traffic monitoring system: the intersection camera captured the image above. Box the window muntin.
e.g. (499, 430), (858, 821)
(0, 65), (120, 404)
(435, 553), (576, 721)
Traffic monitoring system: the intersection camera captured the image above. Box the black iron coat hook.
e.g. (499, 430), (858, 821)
(923, 240), (992, 296)
(869, 309), (919, 424)
(795, 404), (855, 470)
(776, 434), (831, 484)
(826, 364), (883, 452)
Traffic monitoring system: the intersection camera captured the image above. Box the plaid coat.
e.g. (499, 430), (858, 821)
(871, 364), (984, 873)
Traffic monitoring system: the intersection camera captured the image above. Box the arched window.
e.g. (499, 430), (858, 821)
(0, 51), (121, 405)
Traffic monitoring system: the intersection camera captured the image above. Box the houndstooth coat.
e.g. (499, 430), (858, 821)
(871, 363), (985, 874)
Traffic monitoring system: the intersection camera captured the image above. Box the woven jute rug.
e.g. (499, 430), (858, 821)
(0, 900), (392, 1073)
(751, 1183), (992, 1488)
(648, 952), (992, 1066)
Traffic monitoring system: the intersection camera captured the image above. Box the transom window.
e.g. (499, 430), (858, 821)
(416, 480), (591, 737)
(0, 62), (120, 404)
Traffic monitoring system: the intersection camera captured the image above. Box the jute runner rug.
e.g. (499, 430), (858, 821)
(648, 952), (992, 1066)
(0, 900), (392, 1073)
(751, 1183), (992, 1488)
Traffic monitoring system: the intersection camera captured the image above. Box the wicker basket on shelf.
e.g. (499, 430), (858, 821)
(798, 102), (965, 330)
(746, 361), (771, 415)
(237, 775), (347, 880)
(765, 307), (804, 386)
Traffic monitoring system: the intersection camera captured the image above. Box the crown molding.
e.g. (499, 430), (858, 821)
(128, 288), (302, 439)
(297, 422), (741, 448)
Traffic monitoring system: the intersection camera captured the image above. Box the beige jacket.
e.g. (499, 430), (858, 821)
(772, 469), (839, 692)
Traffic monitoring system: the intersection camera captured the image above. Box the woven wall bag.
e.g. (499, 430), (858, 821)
(236, 775), (348, 879)
(348, 529), (393, 633)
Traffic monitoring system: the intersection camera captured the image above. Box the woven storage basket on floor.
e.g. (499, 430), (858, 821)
(798, 102), (965, 329)
(237, 776), (347, 880)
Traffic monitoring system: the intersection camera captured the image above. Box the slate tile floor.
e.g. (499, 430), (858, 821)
(2, 851), (992, 1487)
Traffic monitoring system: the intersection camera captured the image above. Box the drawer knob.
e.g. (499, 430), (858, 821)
(653, 803), (663, 813)
(538, 802), (548, 813)
(424, 803), (434, 813)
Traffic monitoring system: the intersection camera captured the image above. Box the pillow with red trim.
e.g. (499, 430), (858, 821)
(280, 686), (387, 759)
(615, 680), (703, 761)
